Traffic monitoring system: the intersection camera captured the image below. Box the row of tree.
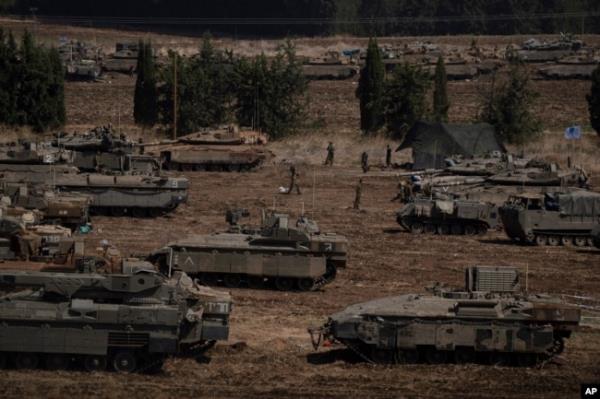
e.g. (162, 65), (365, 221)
(134, 37), (307, 138)
(6, 0), (600, 36)
(357, 37), (543, 144)
(0, 29), (65, 131)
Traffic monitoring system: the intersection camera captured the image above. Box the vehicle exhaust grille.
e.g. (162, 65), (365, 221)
(108, 332), (149, 348)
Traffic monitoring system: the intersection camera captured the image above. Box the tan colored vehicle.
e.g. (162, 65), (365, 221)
(148, 211), (348, 291)
(310, 266), (580, 366)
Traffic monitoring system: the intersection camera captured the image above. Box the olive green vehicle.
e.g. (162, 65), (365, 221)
(0, 268), (231, 373)
(148, 210), (348, 291)
(500, 191), (600, 246)
(396, 198), (499, 235)
(310, 266), (580, 366)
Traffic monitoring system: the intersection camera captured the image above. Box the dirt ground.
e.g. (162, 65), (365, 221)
(1, 19), (600, 399)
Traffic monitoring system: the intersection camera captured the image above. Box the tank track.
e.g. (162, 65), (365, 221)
(524, 232), (595, 247)
(399, 216), (489, 236)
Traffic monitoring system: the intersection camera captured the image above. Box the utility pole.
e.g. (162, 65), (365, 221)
(173, 55), (178, 140)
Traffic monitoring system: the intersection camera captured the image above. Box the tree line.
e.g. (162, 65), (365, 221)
(5, 0), (600, 36)
(0, 29), (65, 131)
(134, 36), (307, 138)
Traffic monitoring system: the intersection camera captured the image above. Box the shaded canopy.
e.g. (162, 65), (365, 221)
(557, 191), (600, 216)
(397, 122), (506, 170)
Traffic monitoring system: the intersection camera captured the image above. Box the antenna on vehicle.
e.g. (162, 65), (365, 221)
(525, 262), (529, 293)
(312, 168), (316, 215)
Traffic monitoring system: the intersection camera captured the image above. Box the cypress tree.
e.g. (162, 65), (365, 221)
(586, 64), (600, 135)
(356, 37), (385, 134)
(134, 40), (158, 127)
(47, 47), (66, 128)
(432, 56), (449, 122)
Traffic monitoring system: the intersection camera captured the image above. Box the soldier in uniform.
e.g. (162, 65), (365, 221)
(391, 179), (413, 203)
(324, 142), (335, 166)
(361, 151), (369, 173)
(385, 144), (392, 168)
(287, 165), (301, 195)
(353, 178), (363, 210)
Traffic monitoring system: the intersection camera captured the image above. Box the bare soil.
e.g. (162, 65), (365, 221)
(0, 19), (599, 399)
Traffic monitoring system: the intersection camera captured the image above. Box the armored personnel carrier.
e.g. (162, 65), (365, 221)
(0, 268), (231, 372)
(309, 266), (580, 366)
(145, 126), (271, 172)
(148, 210), (348, 291)
(500, 191), (600, 246)
(397, 198), (499, 235)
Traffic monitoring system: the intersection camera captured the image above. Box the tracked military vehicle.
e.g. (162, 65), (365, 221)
(145, 126), (270, 172)
(148, 210), (348, 291)
(592, 225), (600, 249)
(397, 198), (499, 235)
(500, 191), (600, 246)
(0, 269), (231, 372)
(310, 266), (580, 366)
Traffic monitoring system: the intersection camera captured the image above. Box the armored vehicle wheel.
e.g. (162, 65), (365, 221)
(247, 276), (265, 289)
(451, 224), (463, 235)
(297, 278), (315, 292)
(489, 352), (511, 366)
(586, 237), (594, 247)
(200, 273), (220, 286)
(535, 235), (548, 246)
(148, 208), (164, 218)
(15, 353), (39, 369)
(132, 208), (146, 218)
(424, 224), (437, 234)
(525, 233), (536, 245)
(193, 165), (206, 171)
(454, 348), (475, 364)
(397, 349), (419, 364)
(464, 225), (477, 236)
(112, 351), (137, 373)
(424, 349), (447, 364)
(83, 355), (107, 372)
(560, 236), (572, 246)
(516, 353), (537, 367)
(574, 236), (587, 247)
(547, 236), (561, 246)
(223, 274), (242, 288)
(410, 222), (424, 234)
(477, 225), (488, 235)
(46, 354), (69, 370)
(110, 207), (126, 217)
(437, 224), (451, 235)
(275, 277), (295, 291)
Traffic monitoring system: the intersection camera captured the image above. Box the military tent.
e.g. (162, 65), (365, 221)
(396, 122), (506, 170)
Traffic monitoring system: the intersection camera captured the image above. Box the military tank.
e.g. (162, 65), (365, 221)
(147, 210), (348, 291)
(0, 268), (231, 372)
(309, 266), (580, 366)
(396, 198), (499, 235)
(500, 191), (600, 246)
(145, 126), (271, 172)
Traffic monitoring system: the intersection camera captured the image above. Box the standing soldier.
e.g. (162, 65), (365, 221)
(287, 165), (301, 195)
(324, 142), (335, 166)
(385, 144), (392, 168)
(353, 178), (363, 210)
(361, 151), (369, 173)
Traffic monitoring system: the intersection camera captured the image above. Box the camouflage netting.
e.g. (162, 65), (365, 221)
(557, 191), (600, 216)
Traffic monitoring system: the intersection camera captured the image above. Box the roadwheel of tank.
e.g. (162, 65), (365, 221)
(437, 224), (451, 235)
(148, 208), (165, 218)
(275, 277), (295, 291)
(489, 352), (511, 367)
(110, 207), (126, 217)
(453, 347), (475, 365)
(410, 222), (424, 234)
(131, 208), (147, 218)
(396, 349), (419, 364)
(424, 348), (447, 364)
(516, 353), (538, 368)
(199, 273), (220, 287)
(573, 236), (587, 247)
(586, 237), (594, 247)
(464, 224), (478, 236)
(112, 351), (138, 373)
(535, 235), (548, 246)
(223, 274), (242, 288)
(424, 224), (437, 234)
(297, 278), (316, 292)
(560, 236), (572, 246)
(451, 224), (464, 235)
(83, 355), (107, 372)
(45, 354), (69, 371)
(477, 225), (488, 236)
(15, 352), (39, 370)
(247, 276), (265, 289)
(547, 236), (561, 246)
